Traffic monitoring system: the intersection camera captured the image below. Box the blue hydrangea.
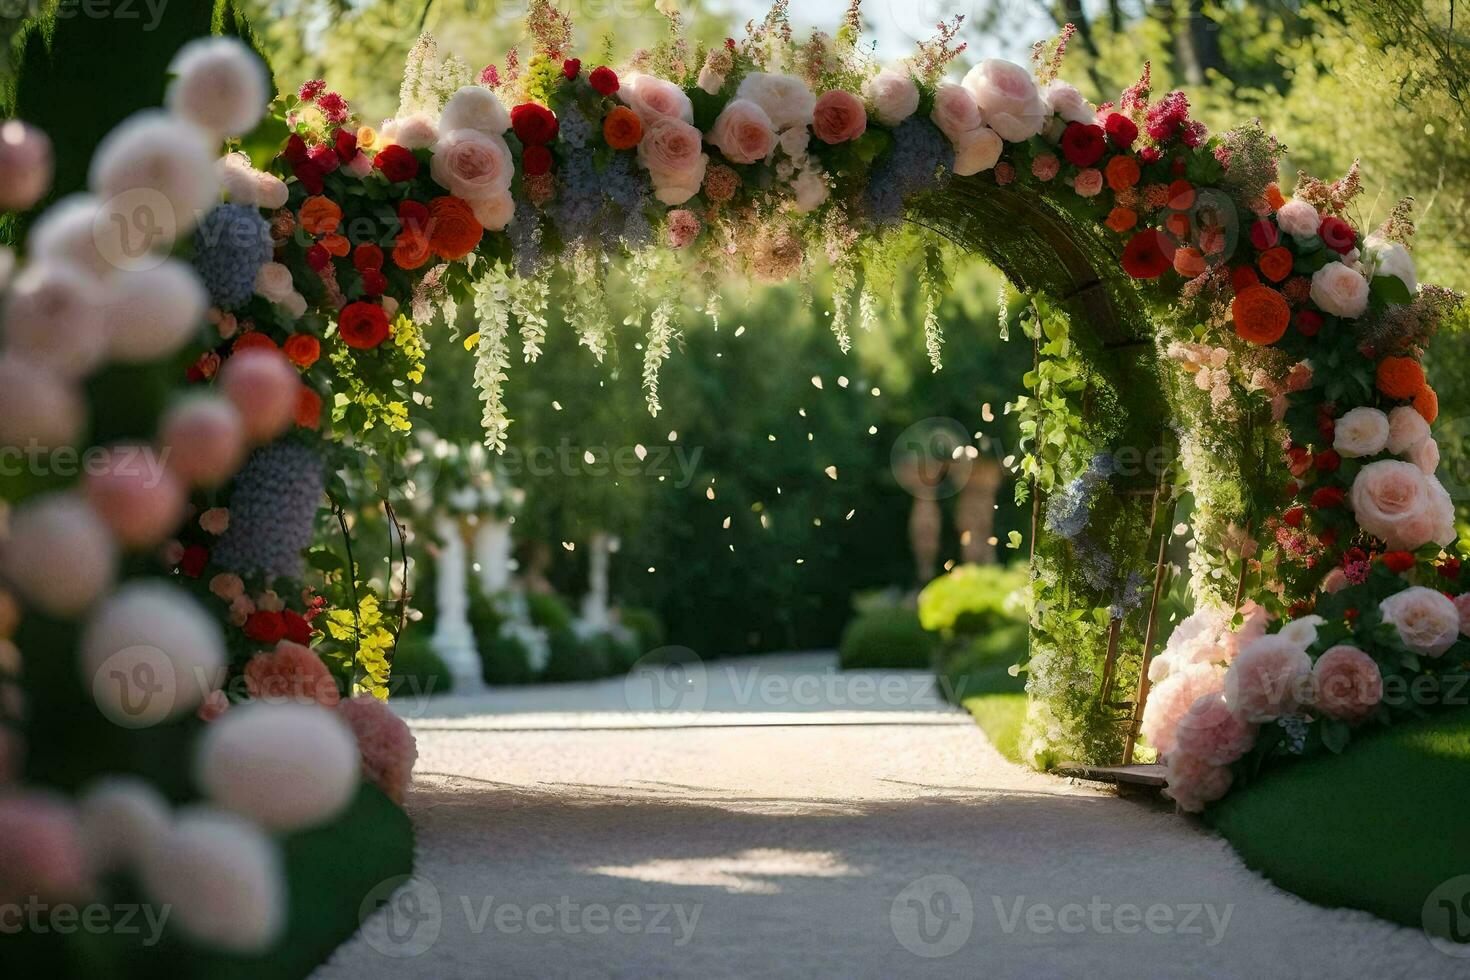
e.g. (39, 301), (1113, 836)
(193, 204), (273, 311)
(552, 107), (655, 250)
(864, 118), (955, 226)
(509, 200), (545, 278)
(214, 441), (324, 583)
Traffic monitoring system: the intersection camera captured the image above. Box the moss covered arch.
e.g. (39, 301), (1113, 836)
(911, 178), (1177, 766)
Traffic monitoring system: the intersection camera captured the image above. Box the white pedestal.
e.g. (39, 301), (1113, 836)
(430, 515), (483, 693)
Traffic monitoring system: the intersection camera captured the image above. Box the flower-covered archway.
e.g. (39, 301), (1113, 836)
(2, 1), (1466, 968)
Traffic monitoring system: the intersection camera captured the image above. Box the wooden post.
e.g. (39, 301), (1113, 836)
(1125, 492), (1175, 764)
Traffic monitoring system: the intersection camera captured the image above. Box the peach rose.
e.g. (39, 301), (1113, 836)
(961, 59), (1047, 142)
(637, 117), (708, 205)
(1073, 167), (1104, 197)
(707, 99), (777, 165)
(1379, 586), (1461, 657)
(430, 129), (513, 199)
(1386, 405), (1430, 454)
(1141, 662), (1225, 756)
(1275, 199), (1319, 237)
(1173, 693), (1257, 765)
(952, 126), (1003, 177)
(1310, 261), (1369, 318)
(1350, 460), (1457, 551)
(1224, 635), (1312, 722)
(1333, 407), (1390, 458)
(1310, 645), (1383, 722)
(864, 67), (919, 126)
(619, 72), (694, 125)
(1162, 752), (1233, 813)
(812, 90), (867, 145)
(468, 192), (514, 231)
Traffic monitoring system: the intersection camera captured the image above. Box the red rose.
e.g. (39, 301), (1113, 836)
(307, 143), (340, 174)
(1439, 557), (1463, 579)
(284, 133), (310, 166)
(522, 144), (552, 177)
(293, 159), (325, 195)
(306, 242), (331, 272)
(361, 269), (387, 295)
(1138, 146), (1161, 164)
(334, 128), (358, 162)
(1318, 216), (1356, 254)
(511, 103), (559, 145)
(589, 66), (619, 96)
(338, 301), (391, 349)
(244, 610), (286, 645)
(1103, 112), (1137, 148)
(353, 242), (384, 272)
(1060, 122), (1105, 167)
(1313, 449), (1341, 473)
(282, 609), (313, 645)
(562, 58), (581, 79)
(1249, 220), (1278, 250)
(1283, 506), (1305, 528)
(179, 544), (209, 579)
(374, 144), (420, 182)
(397, 200), (430, 233)
(1121, 229), (1173, 279)
(1295, 310), (1323, 337)
(1380, 551), (1416, 573)
(1311, 486), (1346, 509)
(1230, 265), (1260, 292)
(1320, 528), (1338, 547)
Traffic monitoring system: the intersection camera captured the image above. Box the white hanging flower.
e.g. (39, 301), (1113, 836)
(0, 493), (117, 617)
(166, 38), (270, 139)
(89, 111), (219, 238)
(27, 194), (118, 280)
(195, 701), (360, 831)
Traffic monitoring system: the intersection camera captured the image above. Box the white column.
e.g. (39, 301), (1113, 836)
(473, 518), (514, 596)
(580, 530), (612, 631)
(431, 515), (482, 693)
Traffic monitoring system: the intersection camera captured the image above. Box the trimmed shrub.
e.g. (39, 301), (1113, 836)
(542, 628), (612, 683)
(481, 632), (535, 686)
(526, 591), (575, 634)
(391, 630), (453, 699)
(838, 607), (937, 670)
(917, 563), (1027, 638)
(617, 605), (666, 657)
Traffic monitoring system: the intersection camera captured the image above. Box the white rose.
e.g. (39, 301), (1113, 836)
(697, 66), (725, 96)
(255, 172), (288, 210)
(1275, 199), (1320, 238)
(1277, 614), (1326, 652)
(1043, 79), (1094, 124)
(1408, 437), (1440, 475)
(166, 38), (269, 139)
(864, 67), (919, 127)
(1380, 586), (1461, 657)
(1365, 231), (1417, 294)
(1310, 261), (1369, 318)
(962, 59), (1048, 142)
(1333, 407), (1390, 458)
(254, 262), (294, 302)
(778, 125), (810, 158)
(791, 167), (829, 213)
(952, 126), (1003, 176)
(439, 85), (510, 137)
(469, 192), (515, 231)
(930, 83), (983, 143)
(621, 71), (695, 125)
(1387, 405), (1431, 454)
(391, 112), (439, 149)
(735, 72), (816, 131)
(217, 152), (261, 205)
(1350, 459), (1457, 551)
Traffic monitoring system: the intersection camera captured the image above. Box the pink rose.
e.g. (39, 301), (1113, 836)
(1350, 460), (1456, 551)
(813, 90), (867, 145)
(1310, 645), (1383, 722)
(619, 72), (693, 125)
(1031, 153), (1060, 181)
(930, 83), (981, 142)
(468, 192), (514, 231)
(1387, 405), (1430, 454)
(1141, 662), (1225, 756)
(707, 99), (777, 165)
(0, 792), (90, 903)
(1333, 407), (1389, 458)
(1224, 635), (1312, 722)
(1455, 593), (1470, 637)
(1073, 167), (1103, 197)
(430, 129), (513, 199)
(1173, 693), (1257, 765)
(1275, 198), (1319, 237)
(637, 117), (708, 205)
(961, 59), (1047, 142)
(1407, 437), (1440, 475)
(1043, 79), (1094, 125)
(1310, 261), (1369, 318)
(952, 126), (1003, 177)
(864, 67), (920, 126)
(1321, 568), (1350, 594)
(1379, 586), (1461, 657)
(1162, 752), (1233, 813)
(199, 507), (230, 535)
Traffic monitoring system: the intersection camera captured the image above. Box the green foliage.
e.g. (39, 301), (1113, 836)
(837, 606), (937, 671)
(542, 628), (612, 682)
(526, 590), (575, 634)
(942, 624), (1029, 703)
(917, 563), (1027, 638)
(480, 631), (536, 686)
(391, 629), (453, 698)
(1209, 705), (1470, 936)
(617, 605), (666, 656)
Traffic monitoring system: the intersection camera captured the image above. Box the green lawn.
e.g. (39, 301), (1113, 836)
(943, 624), (1029, 764)
(1208, 705), (1470, 938)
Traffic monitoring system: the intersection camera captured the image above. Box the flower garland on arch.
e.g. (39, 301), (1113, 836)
(194, 3), (1467, 813)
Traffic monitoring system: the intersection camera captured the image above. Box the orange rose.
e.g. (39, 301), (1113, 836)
(1376, 356), (1427, 401)
(1265, 183), (1286, 211)
(283, 333), (321, 369)
(1103, 155), (1139, 192)
(393, 230), (432, 270)
(1257, 246), (1293, 283)
(232, 331), (279, 353)
(300, 196), (343, 236)
(295, 386), (323, 430)
(1165, 212), (1190, 237)
(1173, 246), (1206, 278)
(1104, 206), (1137, 233)
(426, 196), (483, 261)
(603, 106), (643, 150)
(1414, 386), (1438, 424)
(321, 233), (351, 257)
(1231, 285), (1290, 345)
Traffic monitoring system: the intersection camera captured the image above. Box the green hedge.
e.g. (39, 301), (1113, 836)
(390, 630), (452, 698)
(838, 606), (937, 670)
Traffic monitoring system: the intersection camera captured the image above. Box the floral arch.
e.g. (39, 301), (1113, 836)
(1, 2), (1467, 966)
